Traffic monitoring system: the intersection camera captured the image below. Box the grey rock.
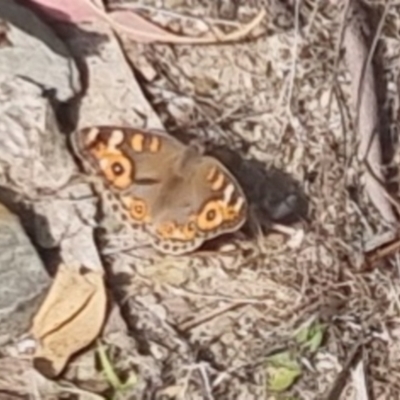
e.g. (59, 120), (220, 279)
(0, 0), (81, 102)
(0, 1), (84, 344)
(0, 203), (50, 345)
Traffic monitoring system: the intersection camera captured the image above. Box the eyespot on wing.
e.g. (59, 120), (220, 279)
(72, 127), (135, 190)
(91, 143), (134, 190)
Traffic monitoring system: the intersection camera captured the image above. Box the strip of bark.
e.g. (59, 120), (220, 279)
(342, 0), (397, 224)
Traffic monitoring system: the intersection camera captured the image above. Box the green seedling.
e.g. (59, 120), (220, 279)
(97, 341), (137, 400)
(295, 322), (325, 353)
(266, 351), (302, 392)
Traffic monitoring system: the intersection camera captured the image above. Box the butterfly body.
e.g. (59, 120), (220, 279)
(71, 126), (248, 255)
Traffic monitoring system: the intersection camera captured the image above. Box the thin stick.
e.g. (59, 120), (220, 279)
(286, 0), (301, 114)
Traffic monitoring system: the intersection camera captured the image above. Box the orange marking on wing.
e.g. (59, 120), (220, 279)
(221, 204), (239, 221)
(210, 172), (225, 191)
(120, 196), (149, 222)
(220, 195), (246, 222)
(206, 166), (218, 182)
(90, 143), (133, 190)
(181, 222), (196, 240)
(130, 198), (149, 222)
(88, 141), (105, 158)
(149, 136), (161, 153)
(156, 221), (196, 241)
(157, 221), (177, 239)
(131, 134), (144, 152)
(196, 200), (224, 231)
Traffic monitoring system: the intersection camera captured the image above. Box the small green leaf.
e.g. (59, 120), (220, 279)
(294, 322), (325, 353)
(294, 326), (309, 344)
(266, 351), (302, 392)
(266, 365), (301, 392)
(306, 324), (324, 353)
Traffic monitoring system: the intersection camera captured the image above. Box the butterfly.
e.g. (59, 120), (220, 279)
(71, 126), (248, 255)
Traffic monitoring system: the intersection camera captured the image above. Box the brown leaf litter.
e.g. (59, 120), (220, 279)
(109, 0), (400, 398)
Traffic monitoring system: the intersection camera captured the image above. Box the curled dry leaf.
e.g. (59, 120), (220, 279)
(30, 264), (107, 378)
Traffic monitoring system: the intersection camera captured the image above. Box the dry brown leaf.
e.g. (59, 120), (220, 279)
(30, 264), (107, 377)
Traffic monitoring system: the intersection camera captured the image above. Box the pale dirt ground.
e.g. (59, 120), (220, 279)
(103, 0), (400, 399)
(101, 1), (400, 398)
(3, 0), (400, 399)
(72, 1), (400, 399)
(76, 0), (400, 399)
